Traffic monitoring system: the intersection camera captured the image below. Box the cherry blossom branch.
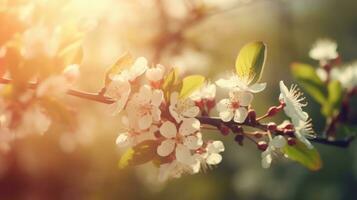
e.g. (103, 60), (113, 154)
(197, 116), (355, 148)
(0, 77), (354, 148)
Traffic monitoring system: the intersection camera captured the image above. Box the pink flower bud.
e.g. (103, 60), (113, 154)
(257, 141), (268, 151)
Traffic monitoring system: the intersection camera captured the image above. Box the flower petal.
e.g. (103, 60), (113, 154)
(237, 91), (253, 106)
(206, 153), (222, 165)
(169, 105), (181, 123)
(116, 132), (131, 147)
(207, 141), (225, 153)
(233, 107), (248, 123)
(261, 152), (272, 168)
(170, 92), (179, 105)
(179, 118), (200, 136)
(159, 121), (177, 138)
(182, 106), (199, 118)
(217, 99), (230, 112)
(249, 83), (266, 93)
(175, 144), (193, 164)
(139, 114), (153, 130)
(219, 110), (234, 122)
(271, 135), (287, 148)
(152, 89), (164, 106)
(183, 135), (203, 150)
(157, 139), (175, 157)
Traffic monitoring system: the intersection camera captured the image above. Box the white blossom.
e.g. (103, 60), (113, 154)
(309, 39), (338, 62)
(116, 125), (157, 148)
(216, 74), (266, 93)
(293, 119), (314, 149)
(118, 57), (148, 82)
(158, 159), (200, 182)
(190, 82), (216, 101)
(169, 92), (199, 123)
(146, 64), (165, 82)
(330, 63), (357, 90)
(125, 85), (163, 130)
(279, 81), (314, 149)
(216, 90), (253, 123)
(106, 76), (131, 115)
(157, 119), (202, 168)
(63, 64), (80, 84)
(279, 81), (308, 123)
(261, 135), (287, 169)
(203, 140), (225, 165)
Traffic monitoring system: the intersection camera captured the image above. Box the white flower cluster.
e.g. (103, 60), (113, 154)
(331, 63), (357, 90)
(215, 74), (266, 123)
(260, 81), (315, 168)
(0, 65), (79, 152)
(309, 39), (338, 64)
(109, 57), (224, 182)
(310, 39), (357, 90)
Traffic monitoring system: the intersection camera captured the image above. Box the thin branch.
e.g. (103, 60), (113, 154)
(0, 77), (354, 148)
(197, 116), (355, 148)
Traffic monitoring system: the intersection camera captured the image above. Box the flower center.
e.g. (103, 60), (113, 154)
(231, 101), (240, 109)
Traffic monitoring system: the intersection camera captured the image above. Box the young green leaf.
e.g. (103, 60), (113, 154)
(322, 80), (343, 117)
(161, 68), (180, 101)
(291, 63), (327, 104)
(179, 75), (205, 99)
(235, 41), (267, 84)
(104, 52), (134, 86)
(283, 141), (322, 171)
(118, 140), (158, 169)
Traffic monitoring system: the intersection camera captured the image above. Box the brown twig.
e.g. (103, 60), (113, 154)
(1, 77), (353, 148)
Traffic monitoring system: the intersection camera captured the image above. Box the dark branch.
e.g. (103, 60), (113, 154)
(0, 78), (354, 148)
(197, 116), (355, 148)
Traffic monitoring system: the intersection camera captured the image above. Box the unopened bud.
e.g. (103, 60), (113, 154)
(267, 122), (277, 131)
(63, 64), (80, 84)
(287, 137), (296, 146)
(283, 123), (294, 130)
(257, 141), (268, 151)
(234, 134), (244, 145)
(219, 125), (230, 136)
(248, 110), (256, 123)
(284, 129), (295, 137)
(232, 125), (243, 134)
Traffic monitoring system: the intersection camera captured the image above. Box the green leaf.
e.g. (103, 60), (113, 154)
(104, 52), (134, 86)
(179, 75), (205, 99)
(291, 63), (327, 104)
(283, 141), (322, 171)
(235, 41), (267, 84)
(161, 68), (180, 101)
(118, 140), (158, 169)
(322, 80), (343, 117)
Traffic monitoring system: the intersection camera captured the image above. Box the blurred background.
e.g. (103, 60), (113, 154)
(1, 0), (357, 199)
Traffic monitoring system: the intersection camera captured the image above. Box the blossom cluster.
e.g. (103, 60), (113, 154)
(106, 55), (224, 182)
(107, 48), (318, 181)
(310, 39), (357, 90)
